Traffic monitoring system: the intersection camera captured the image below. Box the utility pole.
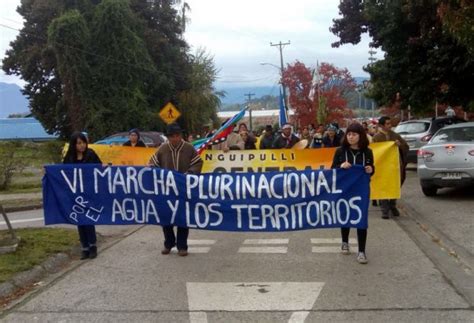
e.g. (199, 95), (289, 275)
(270, 41), (291, 111)
(244, 92), (255, 131)
(368, 48), (377, 118)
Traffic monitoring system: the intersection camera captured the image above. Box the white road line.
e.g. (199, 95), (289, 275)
(0, 217), (43, 225)
(187, 240), (216, 245)
(188, 247), (211, 254)
(238, 246), (288, 254)
(187, 282), (325, 311)
(312, 246), (358, 253)
(288, 311), (310, 323)
(243, 239), (289, 245)
(311, 238), (357, 244)
(189, 311), (208, 323)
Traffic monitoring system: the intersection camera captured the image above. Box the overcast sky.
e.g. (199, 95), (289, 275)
(0, 0), (382, 88)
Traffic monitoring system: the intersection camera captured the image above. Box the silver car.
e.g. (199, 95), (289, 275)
(395, 117), (466, 163)
(417, 122), (474, 196)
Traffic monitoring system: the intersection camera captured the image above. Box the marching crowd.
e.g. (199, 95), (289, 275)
(63, 116), (408, 265)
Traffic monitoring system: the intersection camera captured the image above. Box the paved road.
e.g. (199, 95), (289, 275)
(1, 205), (473, 322)
(401, 170), (474, 257)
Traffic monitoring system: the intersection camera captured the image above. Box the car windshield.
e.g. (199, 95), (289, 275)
(431, 126), (474, 143)
(395, 122), (430, 134)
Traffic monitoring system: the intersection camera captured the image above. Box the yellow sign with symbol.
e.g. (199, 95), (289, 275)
(159, 102), (181, 124)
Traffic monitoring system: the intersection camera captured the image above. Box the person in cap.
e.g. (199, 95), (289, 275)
(272, 123), (300, 149)
(322, 124), (342, 148)
(259, 125), (275, 149)
(148, 123), (203, 256)
(123, 129), (146, 147)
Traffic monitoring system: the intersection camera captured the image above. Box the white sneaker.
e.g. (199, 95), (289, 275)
(341, 242), (350, 255)
(357, 252), (368, 264)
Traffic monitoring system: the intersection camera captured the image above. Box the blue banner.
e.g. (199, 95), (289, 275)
(43, 165), (370, 230)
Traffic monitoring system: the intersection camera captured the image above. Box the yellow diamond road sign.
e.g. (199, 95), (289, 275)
(159, 103), (181, 124)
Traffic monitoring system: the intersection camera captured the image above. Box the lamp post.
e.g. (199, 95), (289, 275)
(260, 62), (287, 110)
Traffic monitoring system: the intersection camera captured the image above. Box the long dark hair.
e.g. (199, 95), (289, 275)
(63, 132), (89, 163)
(341, 123), (369, 150)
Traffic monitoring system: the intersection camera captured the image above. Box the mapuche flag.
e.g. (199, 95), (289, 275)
(194, 106), (248, 155)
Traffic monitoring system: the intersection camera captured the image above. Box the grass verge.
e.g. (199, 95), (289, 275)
(0, 228), (78, 283)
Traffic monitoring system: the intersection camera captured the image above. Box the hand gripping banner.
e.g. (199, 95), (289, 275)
(43, 165), (370, 231)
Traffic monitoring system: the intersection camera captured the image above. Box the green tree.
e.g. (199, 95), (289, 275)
(178, 48), (222, 134)
(330, 0), (474, 113)
(48, 10), (90, 133)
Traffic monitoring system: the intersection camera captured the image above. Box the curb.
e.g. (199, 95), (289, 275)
(0, 253), (70, 299)
(0, 226), (144, 313)
(3, 203), (43, 214)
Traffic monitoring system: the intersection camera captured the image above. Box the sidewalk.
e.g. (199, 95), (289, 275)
(1, 207), (471, 322)
(0, 192), (42, 213)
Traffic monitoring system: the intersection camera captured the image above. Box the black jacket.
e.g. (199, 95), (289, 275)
(331, 146), (375, 176)
(259, 134), (275, 149)
(123, 140), (146, 147)
(272, 134), (300, 149)
(63, 148), (102, 164)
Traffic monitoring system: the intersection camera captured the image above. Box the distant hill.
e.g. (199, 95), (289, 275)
(0, 82), (29, 118)
(217, 85), (280, 106)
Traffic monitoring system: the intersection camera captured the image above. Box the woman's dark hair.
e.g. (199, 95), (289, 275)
(342, 123), (369, 150)
(64, 132), (89, 163)
(129, 128), (140, 139)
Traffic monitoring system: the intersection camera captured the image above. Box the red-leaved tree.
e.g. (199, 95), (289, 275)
(282, 61), (356, 126)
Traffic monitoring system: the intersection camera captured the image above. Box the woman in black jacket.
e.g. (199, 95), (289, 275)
(331, 123), (374, 264)
(63, 132), (102, 260)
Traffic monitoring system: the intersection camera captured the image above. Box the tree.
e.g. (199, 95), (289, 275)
(48, 10), (90, 133)
(330, 0), (474, 113)
(439, 0), (474, 54)
(2, 0), (197, 139)
(282, 61), (355, 126)
(178, 48), (222, 134)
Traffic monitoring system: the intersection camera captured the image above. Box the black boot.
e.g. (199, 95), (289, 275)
(89, 246), (97, 259)
(80, 250), (90, 260)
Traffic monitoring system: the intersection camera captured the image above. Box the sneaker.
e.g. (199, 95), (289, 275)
(381, 213), (389, 219)
(341, 242), (350, 255)
(391, 208), (400, 217)
(178, 250), (188, 257)
(80, 250), (89, 260)
(357, 252), (368, 264)
(161, 248), (171, 255)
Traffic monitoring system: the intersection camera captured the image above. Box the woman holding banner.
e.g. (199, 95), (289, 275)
(331, 123), (374, 264)
(63, 132), (102, 260)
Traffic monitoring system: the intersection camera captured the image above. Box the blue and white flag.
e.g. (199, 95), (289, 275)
(43, 165), (370, 231)
(279, 87), (288, 128)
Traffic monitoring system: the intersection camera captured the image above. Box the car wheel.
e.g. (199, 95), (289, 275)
(421, 185), (437, 197)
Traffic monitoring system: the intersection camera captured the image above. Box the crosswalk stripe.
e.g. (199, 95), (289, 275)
(187, 240), (216, 245)
(288, 311), (310, 323)
(238, 246), (288, 254)
(188, 247), (211, 253)
(311, 238), (357, 244)
(189, 311), (208, 323)
(243, 239), (289, 245)
(312, 246), (354, 253)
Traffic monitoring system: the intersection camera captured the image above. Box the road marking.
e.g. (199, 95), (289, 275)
(312, 246), (344, 253)
(238, 246), (288, 254)
(288, 311), (310, 323)
(0, 217), (43, 225)
(187, 282), (324, 311)
(188, 247), (211, 254)
(187, 239), (216, 245)
(311, 238), (357, 244)
(189, 311), (208, 323)
(243, 238), (289, 244)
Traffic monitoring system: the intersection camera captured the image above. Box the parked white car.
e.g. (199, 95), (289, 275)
(417, 122), (474, 196)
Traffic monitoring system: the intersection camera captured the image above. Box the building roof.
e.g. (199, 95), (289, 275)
(0, 118), (59, 140)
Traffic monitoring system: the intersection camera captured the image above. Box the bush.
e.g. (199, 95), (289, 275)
(0, 142), (26, 191)
(41, 140), (66, 164)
